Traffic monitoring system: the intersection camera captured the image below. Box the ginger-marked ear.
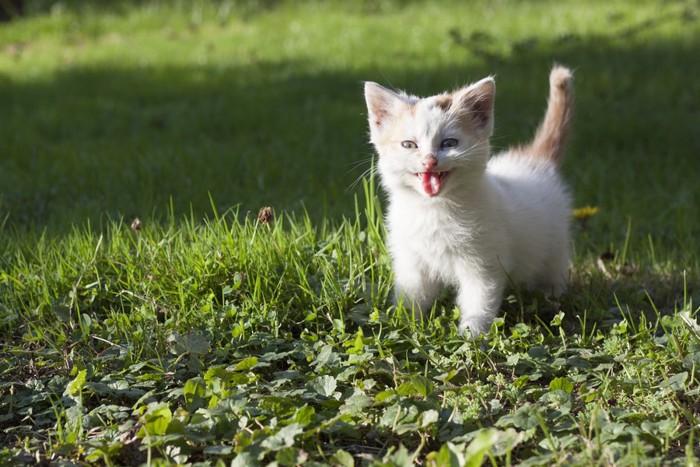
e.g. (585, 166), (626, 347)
(451, 77), (495, 136)
(364, 82), (401, 135)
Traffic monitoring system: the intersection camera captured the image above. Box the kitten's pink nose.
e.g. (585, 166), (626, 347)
(422, 154), (438, 170)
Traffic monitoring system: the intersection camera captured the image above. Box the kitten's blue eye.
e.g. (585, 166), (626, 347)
(401, 140), (417, 149)
(440, 138), (458, 148)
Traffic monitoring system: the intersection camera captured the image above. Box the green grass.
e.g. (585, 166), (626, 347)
(1, 0), (699, 464)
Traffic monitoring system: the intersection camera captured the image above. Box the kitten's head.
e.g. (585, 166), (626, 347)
(364, 77), (495, 198)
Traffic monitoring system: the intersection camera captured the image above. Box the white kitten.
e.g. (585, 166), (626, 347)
(364, 66), (574, 337)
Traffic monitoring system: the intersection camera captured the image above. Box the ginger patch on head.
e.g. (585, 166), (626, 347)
(434, 95), (453, 112)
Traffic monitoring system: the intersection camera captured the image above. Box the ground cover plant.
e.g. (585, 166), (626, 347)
(1, 0), (699, 464)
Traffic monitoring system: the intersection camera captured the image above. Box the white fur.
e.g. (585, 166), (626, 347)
(365, 78), (571, 337)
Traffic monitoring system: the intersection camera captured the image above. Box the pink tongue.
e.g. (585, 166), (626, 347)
(421, 172), (441, 196)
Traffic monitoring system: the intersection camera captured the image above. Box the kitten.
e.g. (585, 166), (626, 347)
(364, 66), (574, 337)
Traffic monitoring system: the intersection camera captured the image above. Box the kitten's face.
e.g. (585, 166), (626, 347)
(365, 78), (495, 198)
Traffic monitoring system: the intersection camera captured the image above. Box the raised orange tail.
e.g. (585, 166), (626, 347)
(523, 65), (574, 166)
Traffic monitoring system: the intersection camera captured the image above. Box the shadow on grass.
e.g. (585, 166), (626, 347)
(0, 6), (698, 250)
(20, 0), (284, 18)
(21, 0), (436, 18)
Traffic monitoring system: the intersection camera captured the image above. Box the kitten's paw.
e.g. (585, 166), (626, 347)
(457, 316), (492, 340)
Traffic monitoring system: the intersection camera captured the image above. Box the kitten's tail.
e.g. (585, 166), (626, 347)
(522, 65), (574, 167)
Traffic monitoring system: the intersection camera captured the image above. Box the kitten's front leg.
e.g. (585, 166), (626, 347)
(392, 255), (440, 319)
(456, 271), (505, 338)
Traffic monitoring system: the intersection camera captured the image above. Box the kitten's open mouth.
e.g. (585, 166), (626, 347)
(416, 171), (451, 196)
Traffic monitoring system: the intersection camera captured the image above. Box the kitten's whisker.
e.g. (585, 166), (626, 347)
(349, 165), (377, 190)
(346, 153), (378, 191)
(488, 134), (510, 153)
(346, 156), (375, 174)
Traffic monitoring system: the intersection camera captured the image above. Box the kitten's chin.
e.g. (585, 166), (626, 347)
(415, 170), (452, 197)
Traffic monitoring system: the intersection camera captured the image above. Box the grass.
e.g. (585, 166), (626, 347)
(1, 0), (699, 464)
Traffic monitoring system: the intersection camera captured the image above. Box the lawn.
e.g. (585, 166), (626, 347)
(1, 0), (699, 464)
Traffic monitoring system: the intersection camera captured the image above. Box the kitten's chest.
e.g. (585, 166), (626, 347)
(392, 210), (465, 244)
(387, 202), (479, 275)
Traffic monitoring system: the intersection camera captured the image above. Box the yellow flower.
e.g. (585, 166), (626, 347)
(573, 205), (599, 221)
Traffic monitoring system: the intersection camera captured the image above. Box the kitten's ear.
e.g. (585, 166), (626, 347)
(364, 82), (401, 133)
(451, 77), (496, 136)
